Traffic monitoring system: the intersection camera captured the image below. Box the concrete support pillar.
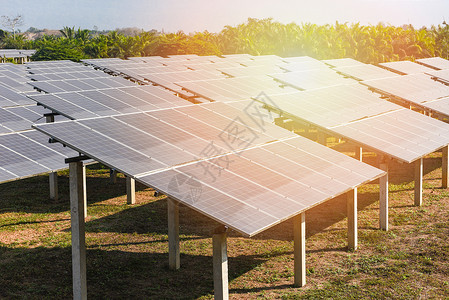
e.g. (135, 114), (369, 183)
(293, 212), (306, 287)
(69, 161), (87, 300)
(379, 159), (389, 231)
(442, 146), (449, 189)
(167, 198), (180, 270)
(82, 165), (87, 217)
(110, 169), (117, 184)
(46, 114), (58, 201)
(355, 146), (363, 162)
(49, 171), (58, 201)
(414, 158), (423, 206)
(126, 176), (136, 205)
(213, 226), (228, 300)
(347, 188), (357, 251)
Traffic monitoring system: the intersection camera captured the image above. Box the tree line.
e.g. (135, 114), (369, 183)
(0, 18), (448, 63)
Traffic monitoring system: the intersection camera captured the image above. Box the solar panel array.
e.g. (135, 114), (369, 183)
(4, 54), (449, 236)
(256, 84), (449, 163)
(29, 86), (191, 119)
(362, 73), (449, 110)
(0, 130), (78, 183)
(0, 60), (80, 183)
(0, 49), (35, 59)
(177, 76), (297, 102)
(34, 102), (384, 236)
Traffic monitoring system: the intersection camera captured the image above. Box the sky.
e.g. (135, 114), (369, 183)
(0, 0), (448, 33)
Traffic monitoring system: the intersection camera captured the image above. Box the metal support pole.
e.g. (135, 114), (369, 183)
(110, 169), (117, 184)
(126, 176), (136, 205)
(414, 158), (423, 206)
(347, 188), (357, 251)
(69, 161), (87, 300)
(46, 114), (58, 201)
(442, 146), (449, 189)
(49, 171), (58, 201)
(293, 212), (306, 287)
(168, 198), (180, 270)
(379, 159), (389, 231)
(355, 146), (363, 162)
(213, 226), (228, 300)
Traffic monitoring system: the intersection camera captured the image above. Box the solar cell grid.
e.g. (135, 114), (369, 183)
(34, 121), (166, 176)
(118, 86), (187, 108)
(0, 168), (17, 183)
(5, 106), (45, 124)
(29, 93), (97, 119)
(78, 90), (140, 114)
(176, 76), (291, 102)
(0, 76), (35, 93)
(79, 117), (194, 166)
(98, 88), (159, 111)
(0, 144), (50, 177)
(0, 108), (34, 132)
(148, 108), (270, 150)
(116, 113), (216, 156)
(0, 133), (67, 168)
(21, 129), (78, 158)
(57, 92), (121, 116)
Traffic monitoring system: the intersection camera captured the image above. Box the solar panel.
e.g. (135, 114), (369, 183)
(177, 76), (295, 102)
(0, 76), (35, 93)
(29, 93), (97, 119)
(0, 85), (35, 107)
(34, 106), (384, 236)
(0, 133), (67, 169)
(5, 106), (45, 124)
(278, 60), (331, 72)
(361, 73), (449, 104)
(323, 58), (366, 68)
(281, 56), (318, 63)
(270, 69), (354, 90)
(256, 84), (449, 163)
(335, 64), (399, 81)
(142, 70), (226, 96)
(185, 62), (242, 72)
(425, 69), (449, 85)
(416, 57), (449, 70)
(379, 61), (436, 75)
(0, 108), (34, 131)
(218, 65), (284, 77)
(0, 143), (50, 178)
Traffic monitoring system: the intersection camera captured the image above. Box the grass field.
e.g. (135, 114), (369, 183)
(1, 147), (449, 299)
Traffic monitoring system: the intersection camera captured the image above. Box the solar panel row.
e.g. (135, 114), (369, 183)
(34, 102), (384, 236)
